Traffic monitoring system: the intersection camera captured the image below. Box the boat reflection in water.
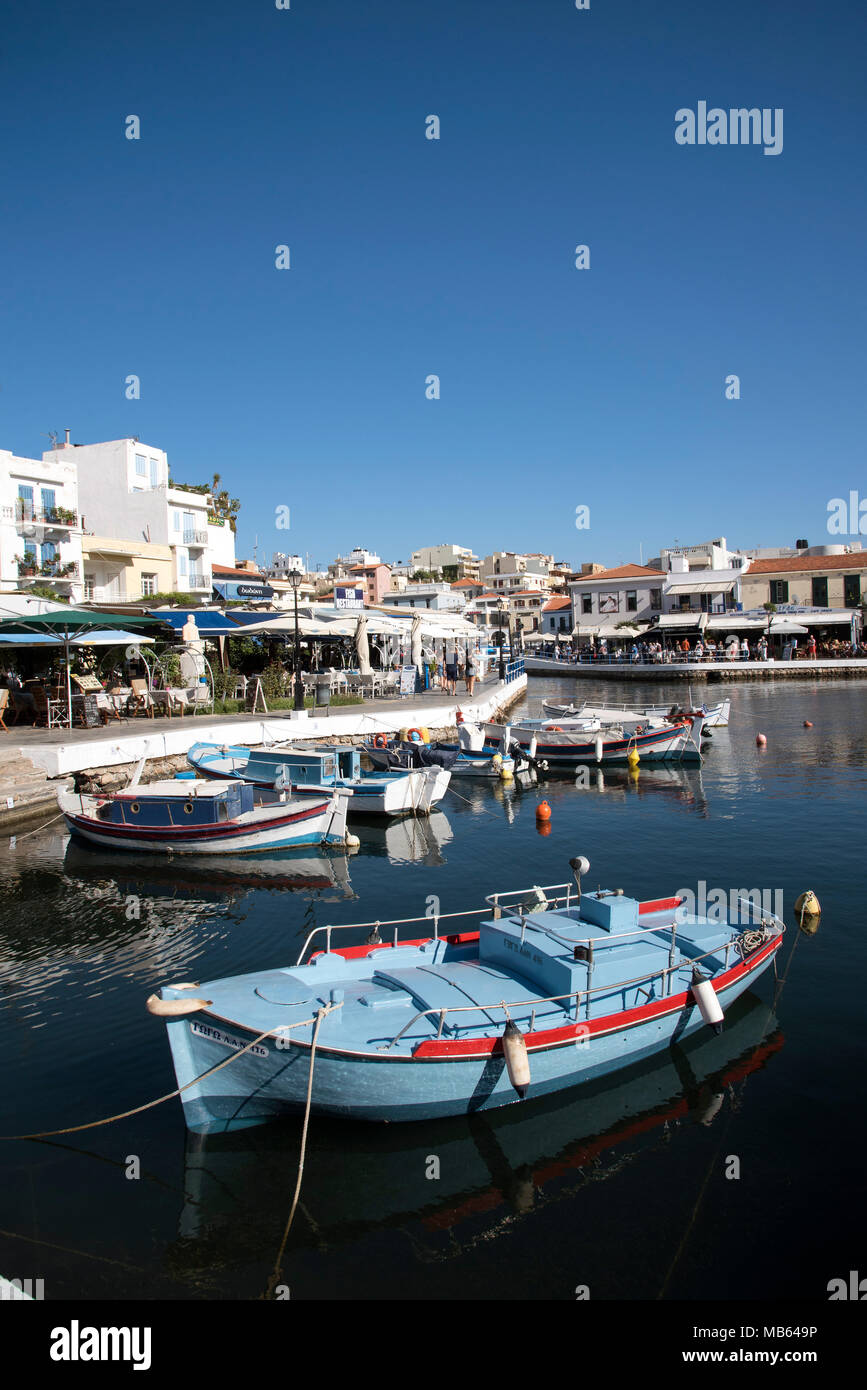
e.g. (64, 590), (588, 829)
(62, 840), (359, 904)
(169, 991), (782, 1281)
(350, 809), (453, 866)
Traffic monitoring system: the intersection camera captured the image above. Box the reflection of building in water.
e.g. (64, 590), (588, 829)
(172, 994), (782, 1276)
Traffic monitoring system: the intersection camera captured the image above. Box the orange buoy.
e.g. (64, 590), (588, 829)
(804, 720), (813, 728)
(536, 800), (552, 822)
(756, 734), (767, 746)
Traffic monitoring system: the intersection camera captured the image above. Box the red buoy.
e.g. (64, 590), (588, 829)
(756, 734), (767, 746)
(536, 800), (552, 822)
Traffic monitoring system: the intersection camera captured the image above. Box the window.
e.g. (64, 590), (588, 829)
(135, 454), (147, 476)
(582, 593), (592, 614)
(140, 573), (157, 596)
(172, 511), (181, 532)
(149, 458), (159, 487)
(17, 484), (34, 519)
(83, 575), (95, 600)
(811, 576), (828, 606)
(769, 580), (789, 604)
(41, 487), (56, 515)
(650, 588), (662, 611)
(844, 574), (861, 607)
(41, 542), (57, 564)
(178, 550), (188, 577)
(626, 590), (637, 612)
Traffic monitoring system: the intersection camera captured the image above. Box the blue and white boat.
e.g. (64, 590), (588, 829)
(364, 724), (517, 780)
(187, 741), (450, 817)
(480, 712), (703, 766)
(58, 778), (350, 854)
(150, 858), (784, 1132)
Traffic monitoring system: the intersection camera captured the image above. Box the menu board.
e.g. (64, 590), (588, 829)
(399, 666), (417, 696)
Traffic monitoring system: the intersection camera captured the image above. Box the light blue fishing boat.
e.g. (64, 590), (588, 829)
(150, 858), (784, 1132)
(187, 741), (450, 817)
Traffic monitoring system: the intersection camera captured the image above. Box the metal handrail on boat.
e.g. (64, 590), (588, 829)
(295, 906), (490, 966)
(378, 920), (782, 1051)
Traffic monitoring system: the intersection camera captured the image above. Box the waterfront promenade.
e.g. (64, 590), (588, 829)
(0, 671), (527, 830)
(525, 655), (867, 681)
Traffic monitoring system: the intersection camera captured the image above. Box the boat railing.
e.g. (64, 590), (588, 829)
(379, 923), (781, 1051)
(295, 906), (490, 965)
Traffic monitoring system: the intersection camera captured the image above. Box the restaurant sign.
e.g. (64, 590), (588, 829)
(335, 586), (364, 610)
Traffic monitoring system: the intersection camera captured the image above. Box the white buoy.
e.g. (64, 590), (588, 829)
(345, 832), (361, 849)
(501, 1020), (531, 1097)
(594, 733), (605, 763)
(529, 734), (538, 760)
(691, 973), (724, 1034)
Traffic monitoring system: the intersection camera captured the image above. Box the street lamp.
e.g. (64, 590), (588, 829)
(289, 567), (305, 711)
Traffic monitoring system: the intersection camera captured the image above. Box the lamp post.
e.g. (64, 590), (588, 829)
(498, 609), (507, 682)
(289, 568), (305, 711)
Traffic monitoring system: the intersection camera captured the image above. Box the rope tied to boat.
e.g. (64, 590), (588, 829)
(0, 1000), (343, 1142)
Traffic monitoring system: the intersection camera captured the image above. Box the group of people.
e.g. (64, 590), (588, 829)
(428, 651), (476, 696)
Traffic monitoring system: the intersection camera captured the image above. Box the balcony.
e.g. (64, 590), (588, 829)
(188, 571), (212, 590)
(183, 529), (208, 548)
(16, 559), (79, 584)
(15, 503), (79, 536)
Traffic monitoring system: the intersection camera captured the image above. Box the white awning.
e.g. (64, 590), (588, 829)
(706, 614), (768, 631)
(666, 580), (736, 595)
(651, 612), (708, 630)
(572, 622), (643, 640)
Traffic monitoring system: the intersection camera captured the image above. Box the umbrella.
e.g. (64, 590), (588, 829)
(355, 614), (372, 675)
(0, 607), (165, 729)
(410, 616), (423, 674)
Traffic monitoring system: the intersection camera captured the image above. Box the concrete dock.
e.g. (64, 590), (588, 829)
(525, 656), (867, 681)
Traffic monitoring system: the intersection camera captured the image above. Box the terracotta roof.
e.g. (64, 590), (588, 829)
(213, 564), (264, 578)
(510, 590), (547, 599)
(450, 578), (481, 588)
(745, 553), (867, 575)
(574, 564), (665, 581)
(543, 596), (572, 611)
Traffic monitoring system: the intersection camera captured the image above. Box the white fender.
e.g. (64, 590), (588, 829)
(501, 1020), (531, 1097)
(691, 976), (724, 1034)
(146, 993), (212, 1017)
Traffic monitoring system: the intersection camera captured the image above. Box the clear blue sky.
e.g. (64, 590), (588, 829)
(2, 0), (864, 571)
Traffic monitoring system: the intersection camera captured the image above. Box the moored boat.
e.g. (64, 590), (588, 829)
(481, 712), (703, 765)
(542, 696), (731, 729)
(187, 741), (450, 817)
(149, 857), (783, 1132)
(58, 778), (351, 854)
(365, 724), (517, 780)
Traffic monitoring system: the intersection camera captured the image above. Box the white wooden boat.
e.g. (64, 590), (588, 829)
(543, 697), (731, 728)
(58, 779), (351, 854)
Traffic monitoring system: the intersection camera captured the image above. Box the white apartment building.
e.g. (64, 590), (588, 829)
(0, 447), (84, 601)
(482, 551), (553, 595)
(570, 564), (666, 631)
(652, 538), (746, 616)
(410, 543), (480, 579)
(383, 582), (466, 612)
(41, 436), (235, 603)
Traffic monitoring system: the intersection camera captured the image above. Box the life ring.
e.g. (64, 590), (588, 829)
(373, 734), (388, 748)
(548, 725), (562, 732)
(406, 727), (423, 743)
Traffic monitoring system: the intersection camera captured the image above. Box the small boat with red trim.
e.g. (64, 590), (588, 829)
(151, 857), (784, 1132)
(58, 778), (351, 854)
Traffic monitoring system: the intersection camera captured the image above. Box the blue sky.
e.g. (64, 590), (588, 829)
(2, 0), (865, 571)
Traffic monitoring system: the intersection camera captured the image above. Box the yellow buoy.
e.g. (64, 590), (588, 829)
(794, 889), (821, 921)
(627, 748), (640, 769)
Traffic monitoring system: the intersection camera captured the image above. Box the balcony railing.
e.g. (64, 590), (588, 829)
(188, 571), (212, 590)
(183, 529), (208, 547)
(15, 503), (79, 532)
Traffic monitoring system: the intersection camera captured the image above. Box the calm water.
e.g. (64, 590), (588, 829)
(1, 676), (865, 1301)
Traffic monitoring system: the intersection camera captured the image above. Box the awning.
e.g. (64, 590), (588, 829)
(572, 622), (643, 640)
(212, 580), (274, 601)
(666, 580), (736, 595)
(706, 614), (768, 632)
(770, 619), (809, 635)
(651, 613), (709, 631)
(0, 629), (155, 648)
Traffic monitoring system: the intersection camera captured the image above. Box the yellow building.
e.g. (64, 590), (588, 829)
(81, 536), (175, 604)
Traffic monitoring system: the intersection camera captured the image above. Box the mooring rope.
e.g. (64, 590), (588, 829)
(8, 809), (67, 841)
(0, 1003), (342, 1141)
(265, 1004), (330, 1296)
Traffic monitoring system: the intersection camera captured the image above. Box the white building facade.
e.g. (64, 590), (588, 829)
(0, 448), (84, 602)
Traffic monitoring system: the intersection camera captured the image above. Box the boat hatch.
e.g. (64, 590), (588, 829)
(253, 971), (314, 1005)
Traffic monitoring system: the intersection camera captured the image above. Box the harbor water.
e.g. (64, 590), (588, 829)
(1, 676), (865, 1300)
